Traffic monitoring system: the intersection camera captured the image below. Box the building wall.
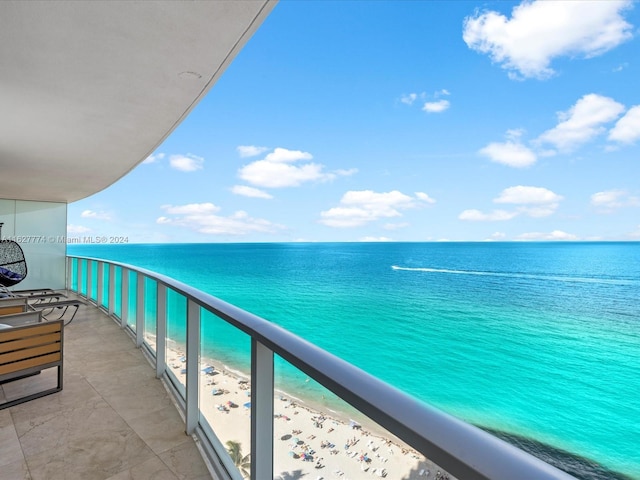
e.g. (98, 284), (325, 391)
(0, 199), (67, 290)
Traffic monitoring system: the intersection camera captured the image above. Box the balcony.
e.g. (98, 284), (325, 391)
(0, 290), (211, 479)
(4, 255), (574, 480)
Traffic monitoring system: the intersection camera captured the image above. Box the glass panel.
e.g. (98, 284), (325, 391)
(273, 356), (455, 480)
(89, 260), (98, 301)
(165, 289), (187, 398)
(100, 262), (109, 309)
(79, 259), (87, 296)
(113, 266), (122, 319)
(143, 277), (157, 351)
(69, 257), (78, 291)
(198, 308), (252, 478)
(14, 200), (66, 291)
(127, 270), (137, 330)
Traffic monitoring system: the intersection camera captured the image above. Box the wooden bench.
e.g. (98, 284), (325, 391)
(0, 316), (64, 409)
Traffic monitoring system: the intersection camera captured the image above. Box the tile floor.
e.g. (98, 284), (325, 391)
(0, 295), (213, 480)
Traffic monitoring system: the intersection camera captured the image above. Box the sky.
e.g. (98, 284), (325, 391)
(68, 0), (640, 243)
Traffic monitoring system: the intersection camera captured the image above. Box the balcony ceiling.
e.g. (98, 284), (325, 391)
(0, 0), (275, 203)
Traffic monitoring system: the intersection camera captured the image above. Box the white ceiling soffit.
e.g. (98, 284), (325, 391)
(0, 0), (276, 203)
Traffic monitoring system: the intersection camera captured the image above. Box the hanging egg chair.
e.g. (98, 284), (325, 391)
(0, 223), (27, 288)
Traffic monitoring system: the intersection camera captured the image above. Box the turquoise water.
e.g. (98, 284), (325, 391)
(69, 242), (640, 478)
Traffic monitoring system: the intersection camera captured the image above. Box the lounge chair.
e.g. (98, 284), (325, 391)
(0, 294), (83, 326)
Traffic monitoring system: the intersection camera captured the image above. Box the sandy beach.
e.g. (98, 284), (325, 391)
(166, 348), (453, 480)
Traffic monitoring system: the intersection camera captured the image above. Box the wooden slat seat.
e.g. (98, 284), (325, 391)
(0, 318), (63, 409)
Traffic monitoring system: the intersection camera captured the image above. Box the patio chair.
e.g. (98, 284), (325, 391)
(0, 223), (27, 288)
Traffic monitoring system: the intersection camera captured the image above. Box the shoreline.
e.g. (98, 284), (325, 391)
(159, 337), (629, 480)
(165, 345), (446, 479)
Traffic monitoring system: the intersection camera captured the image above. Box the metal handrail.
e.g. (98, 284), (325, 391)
(67, 254), (576, 480)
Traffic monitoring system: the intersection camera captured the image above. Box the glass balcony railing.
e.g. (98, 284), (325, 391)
(67, 255), (576, 480)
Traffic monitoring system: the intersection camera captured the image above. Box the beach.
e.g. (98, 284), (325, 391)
(166, 349), (449, 480)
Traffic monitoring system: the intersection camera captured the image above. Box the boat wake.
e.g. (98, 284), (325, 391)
(390, 265), (637, 286)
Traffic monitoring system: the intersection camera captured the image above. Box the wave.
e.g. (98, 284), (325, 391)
(391, 265), (638, 286)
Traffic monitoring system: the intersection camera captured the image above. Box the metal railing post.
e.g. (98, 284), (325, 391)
(108, 263), (115, 317)
(136, 273), (144, 347)
(121, 267), (129, 328)
(77, 258), (84, 297)
(185, 299), (200, 435)
(97, 261), (104, 307)
(156, 284), (167, 379)
(86, 259), (92, 300)
(251, 340), (274, 480)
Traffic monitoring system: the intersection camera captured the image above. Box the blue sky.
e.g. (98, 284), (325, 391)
(69, 0), (640, 243)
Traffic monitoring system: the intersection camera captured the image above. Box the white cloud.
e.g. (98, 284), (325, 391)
(494, 186), (563, 205)
(401, 90), (451, 111)
(591, 190), (640, 212)
(238, 147), (353, 188)
(536, 94), (625, 152)
(264, 148), (313, 163)
(231, 185), (273, 199)
(460, 186), (563, 221)
(67, 224), (91, 234)
(463, 0), (633, 79)
(157, 203), (283, 236)
(80, 209), (112, 220)
(519, 205), (560, 218)
(240, 161), (328, 188)
(494, 185), (563, 217)
(458, 209), (519, 221)
(169, 154), (204, 172)
(415, 192), (436, 204)
(359, 236), (393, 242)
(400, 93), (419, 105)
(422, 99), (450, 113)
(479, 140), (537, 167)
(608, 105), (640, 144)
(517, 230), (578, 241)
(334, 168), (358, 177)
(320, 190), (433, 228)
(161, 203), (219, 215)
(237, 145), (269, 158)
(143, 153), (165, 164)
(491, 232), (506, 239)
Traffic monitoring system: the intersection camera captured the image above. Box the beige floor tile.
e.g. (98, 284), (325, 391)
(0, 458), (31, 480)
(160, 440), (213, 480)
(126, 405), (191, 455)
(3, 297), (213, 480)
(105, 456), (180, 480)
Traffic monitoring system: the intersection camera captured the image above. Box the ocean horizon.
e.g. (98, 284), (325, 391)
(69, 241), (640, 479)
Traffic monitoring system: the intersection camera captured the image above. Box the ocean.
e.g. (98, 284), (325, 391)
(68, 242), (640, 479)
